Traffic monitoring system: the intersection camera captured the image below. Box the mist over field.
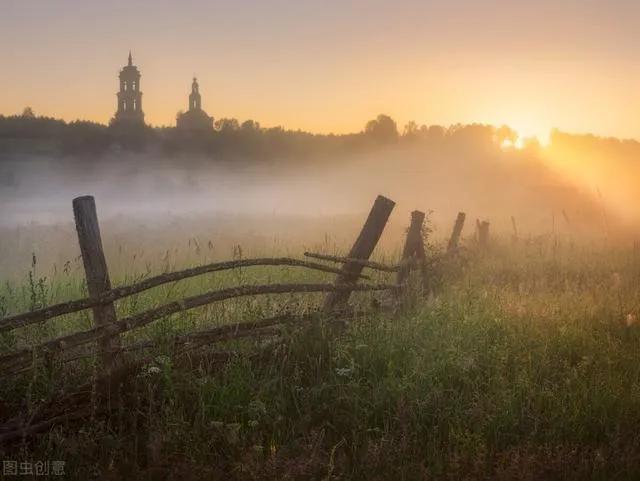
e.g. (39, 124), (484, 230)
(2, 122), (634, 280)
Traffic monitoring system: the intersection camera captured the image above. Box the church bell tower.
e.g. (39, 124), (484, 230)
(176, 77), (214, 131)
(111, 52), (145, 127)
(189, 77), (202, 111)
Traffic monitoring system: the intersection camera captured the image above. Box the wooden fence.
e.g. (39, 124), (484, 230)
(0, 195), (469, 378)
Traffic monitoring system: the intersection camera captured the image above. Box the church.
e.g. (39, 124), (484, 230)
(110, 52), (145, 128)
(176, 77), (214, 131)
(110, 53), (214, 131)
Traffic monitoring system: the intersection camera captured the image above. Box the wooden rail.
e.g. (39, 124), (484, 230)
(0, 282), (398, 375)
(303, 252), (399, 272)
(0, 202), (474, 447)
(0, 193), (440, 378)
(0, 258), (368, 333)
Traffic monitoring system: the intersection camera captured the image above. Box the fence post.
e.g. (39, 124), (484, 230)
(511, 216), (518, 244)
(323, 195), (395, 313)
(478, 220), (490, 248)
(73, 196), (121, 371)
(397, 210), (425, 286)
(447, 212), (466, 253)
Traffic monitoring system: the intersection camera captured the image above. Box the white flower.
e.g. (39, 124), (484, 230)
(155, 355), (171, 366)
(626, 313), (637, 327)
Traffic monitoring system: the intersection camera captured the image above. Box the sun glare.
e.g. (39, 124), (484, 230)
(501, 138), (516, 150)
(514, 137), (526, 149)
(500, 136), (527, 150)
(500, 128), (551, 151)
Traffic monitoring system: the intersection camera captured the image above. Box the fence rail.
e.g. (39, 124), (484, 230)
(303, 252), (399, 272)
(0, 257), (371, 333)
(0, 188), (483, 449)
(1, 194), (439, 378)
(0, 282), (397, 374)
(0, 193), (473, 380)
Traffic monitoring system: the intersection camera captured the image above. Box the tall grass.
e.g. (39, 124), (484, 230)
(1, 240), (640, 480)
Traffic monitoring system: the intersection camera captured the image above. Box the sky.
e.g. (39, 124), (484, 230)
(1, 0), (639, 140)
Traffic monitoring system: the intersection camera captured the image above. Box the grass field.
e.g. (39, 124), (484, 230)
(1, 239), (640, 480)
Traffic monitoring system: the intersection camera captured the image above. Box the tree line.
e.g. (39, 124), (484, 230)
(2, 108), (637, 163)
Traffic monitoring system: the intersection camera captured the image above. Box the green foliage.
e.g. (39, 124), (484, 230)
(1, 244), (640, 479)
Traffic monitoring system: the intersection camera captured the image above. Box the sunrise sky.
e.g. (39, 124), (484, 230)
(1, 0), (639, 140)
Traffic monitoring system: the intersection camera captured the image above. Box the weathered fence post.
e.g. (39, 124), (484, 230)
(323, 195), (395, 312)
(73, 196), (121, 371)
(447, 212), (466, 253)
(397, 210), (426, 286)
(511, 216), (518, 244)
(478, 220), (490, 248)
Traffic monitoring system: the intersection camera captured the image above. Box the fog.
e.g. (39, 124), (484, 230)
(0, 137), (626, 279)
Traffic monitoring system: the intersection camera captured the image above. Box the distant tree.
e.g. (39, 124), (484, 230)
(21, 107), (35, 118)
(417, 125), (446, 142)
(402, 120), (419, 139)
(61, 120), (111, 155)
(364, 114), (398, 143)
(240, 119), (261, 131)
(446, 123), (496, 150)
(495, 125), (517, 145)
(215, 118), (240, 132)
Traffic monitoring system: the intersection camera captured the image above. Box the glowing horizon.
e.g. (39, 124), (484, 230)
(2, 1), (639, 140)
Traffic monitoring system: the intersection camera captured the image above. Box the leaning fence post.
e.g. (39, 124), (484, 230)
(73, 196), (121, 371)
(447, 212), (466, 253)
(323, 195), (395, 313)
(511, 216), (518, 244)
(397, 210), (425, 286)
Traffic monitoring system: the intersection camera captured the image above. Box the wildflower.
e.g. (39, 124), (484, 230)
(155, 355), (171, 366)
(625, 313), (637, 327)
(248, 400), (267, 418)
(138, 364), (162, 378)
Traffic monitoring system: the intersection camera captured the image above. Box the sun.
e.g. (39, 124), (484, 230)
(500, 129), (551, 151)
(500, 137), (525, 150)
